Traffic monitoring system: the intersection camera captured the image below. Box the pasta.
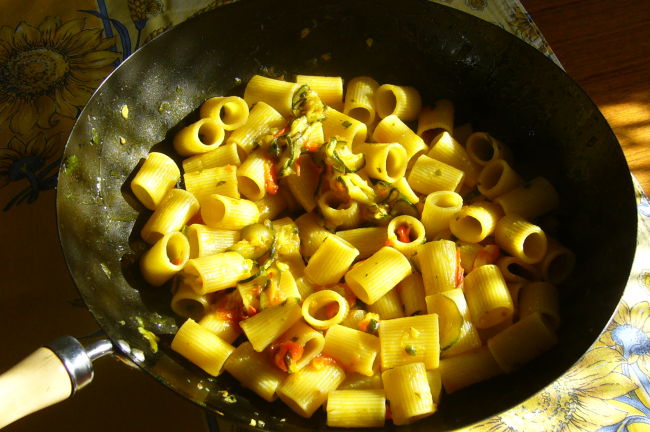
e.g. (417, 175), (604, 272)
(130, 73), (572, 427)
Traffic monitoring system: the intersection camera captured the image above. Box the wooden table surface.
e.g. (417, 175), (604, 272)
(523, 0), (650, 194)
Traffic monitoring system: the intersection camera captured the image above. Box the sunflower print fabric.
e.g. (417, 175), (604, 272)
(1, 1), (649, 431)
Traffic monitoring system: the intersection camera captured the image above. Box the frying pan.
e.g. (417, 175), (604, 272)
(0, 0), (637, 430)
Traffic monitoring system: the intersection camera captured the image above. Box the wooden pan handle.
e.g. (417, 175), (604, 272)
(0, 347), (73, 429)
(0, 336), (113, 429)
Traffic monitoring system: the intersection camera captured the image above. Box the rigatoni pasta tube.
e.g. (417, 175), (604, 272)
(463, 264), (514, 329)
(323, 324), (380, 376)
(296, 74), (343, 110)
(477, 159), (523, 199)
(239, 300), (303, 352)
(382, 362), (435, 425)
(494, 176), (559, 219)
(372, 114), (427, 161)
(277, 362), (346, 418)
(236, 149), (267, 201)
(496, 256), (541, 283)
(301, 290), (350, 330)
(171, 318), (234, 376)
(367, 288), (404, 320)
(379, 314), (439, 370)
(317, 190), (361, 230)
(439, 346), (503, 393)
(183, 252), (253, 295)
(386, 215), (426, 257)
(417, 240), (457, 295)
(518, 281), (560, 330)
(131, 152), (180, 210)
(285, 154), (321, 212)
(200, 194), (260, 230)
(243, 74), (301, 117)
(449, 201), (503, 243)
(171, 282), (211, 320)
(407, 154), (465, 195)
(327, 389), (386, 428)
(295, 211), (331, 258)
(335, 227), (386, 259)
(198, 309), (242, 344)
(278, 320), (325, 371)
(538, 237), (576, 284)
(344, 246), (412, 305)
(173, 117), (225, 157)
(199, 96), (249, 130)
(417, 99), (455, 144)
(182, 142), (241, 173)
(374, 84), (421, 121)
(427, 131), (480, 187)
(465, 132), (512, 166)
(183, 165), (239, 201)
(343, 76), (378, 125)
(420, 191), (463, 238)
(224, 342), (286, 402)
(226, 101), (285, 157)
(305, 234), (359, 286)
(186, 224), (239, 258)
(495, 214), (548, 264)
(487, 312), (558, 372)
(398, 272), (427, 316)
(140, 188), (199, 244)
(357, 142), (408, 183)
(139, 231), (189, 286)
(321, 107), (367, 149)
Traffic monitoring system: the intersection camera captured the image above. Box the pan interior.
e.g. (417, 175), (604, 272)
(56, 0), (637, 430)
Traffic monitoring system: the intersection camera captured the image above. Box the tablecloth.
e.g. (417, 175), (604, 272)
(1, 1), (649, 431)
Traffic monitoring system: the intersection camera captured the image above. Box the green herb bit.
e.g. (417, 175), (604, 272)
(341, 120), (352, 128)
(62, 154), (79, 174)
(405, 344), (417, 356)
(367, 319), (380, 334)
(90, 128), (99, 145)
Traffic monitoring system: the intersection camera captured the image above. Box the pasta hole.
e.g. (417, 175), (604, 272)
(385, 147), (405, 179)
(455, 216), (482, 238)
(376, 89), (397, 117)
(479, 162), (505, 190)
(166, 235), (187, 266)
(174, 299), (205, 321)
(546, 252), (575, 284)
(433, 193), (462, 209)
(325, 193), (352, 210)
(197, 121), (223, 145)
(421, 129), (445, 146)
(347, 107), (372, 124)
(507, 262), (536, 280)
(237, 175), (263, 201)
(523, 232), (546, 262)
(468, 134), (495, 163)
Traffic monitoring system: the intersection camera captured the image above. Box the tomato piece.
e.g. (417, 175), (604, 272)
(396, 224), (411, 243)
(264, 158), (279, 195)
(273, 341), (304, 373)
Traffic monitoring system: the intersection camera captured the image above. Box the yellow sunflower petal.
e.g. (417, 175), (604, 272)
(95, 37), (117, 51)
(69, 66), (113, 83)
(14, 22), (41, 48)
(73, 50), (121, 68)
(9, 100), (39, 135)
(54, 18), (85, 43)
(65, 28), (105, 55)
(630, 301), (650, 329)
(38, 16), (61, 41)
(584, 370), (637, 399)
(568, 395), (629, 431)
(59, 80), (93, 106)
(53, 89), (79, 118)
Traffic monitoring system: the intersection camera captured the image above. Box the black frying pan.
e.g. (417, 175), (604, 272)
(52, 0), (637, 430)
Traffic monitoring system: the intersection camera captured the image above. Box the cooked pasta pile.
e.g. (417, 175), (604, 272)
(130, 74), (575, 426)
